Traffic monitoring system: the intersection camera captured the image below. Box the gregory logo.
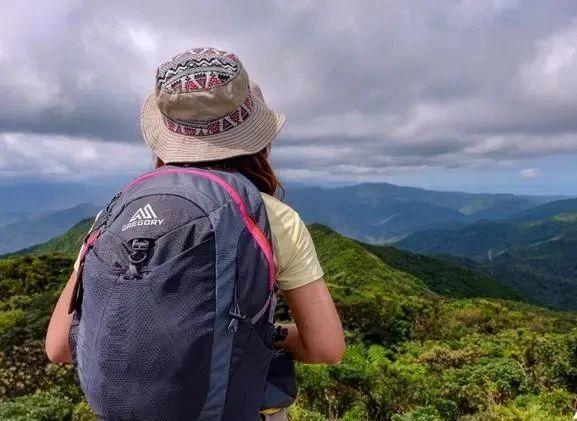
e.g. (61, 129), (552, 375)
(122, 204), (165, 231)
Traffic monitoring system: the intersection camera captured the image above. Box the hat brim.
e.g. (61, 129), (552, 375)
(140, 94), (286, 163)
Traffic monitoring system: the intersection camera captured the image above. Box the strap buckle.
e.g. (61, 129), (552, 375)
(131, 239), (150, 251)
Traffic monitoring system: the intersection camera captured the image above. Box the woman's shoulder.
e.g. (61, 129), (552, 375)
(259, 192), (301, 225)
(259, 193), (324, 290)
(259, 192), (306, 252)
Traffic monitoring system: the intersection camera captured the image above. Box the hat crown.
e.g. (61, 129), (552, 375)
(156, 47), (241, 93)
(154, 48), (250, 121)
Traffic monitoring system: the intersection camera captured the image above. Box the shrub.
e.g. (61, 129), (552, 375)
(0, 340), (48, 399)
(392, 406), (444, 421)
(0, 390), (74, 421)
(72, 400), (98, 421)
(419, 345), (480, 372)
(439, 358), (525, 414)
(0, 310), (25, 348)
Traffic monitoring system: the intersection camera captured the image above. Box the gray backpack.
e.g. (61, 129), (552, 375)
(69, 166), (288, 420)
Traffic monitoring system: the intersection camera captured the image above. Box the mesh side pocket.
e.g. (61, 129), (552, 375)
(223, 320), (274, 420)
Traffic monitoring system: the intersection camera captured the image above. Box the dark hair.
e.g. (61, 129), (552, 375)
(155, 147), (284, 198)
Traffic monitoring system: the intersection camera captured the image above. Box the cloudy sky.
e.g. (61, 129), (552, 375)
(1, 0), (577, 195)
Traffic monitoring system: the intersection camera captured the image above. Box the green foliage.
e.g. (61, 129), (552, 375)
(0, 339), (78, 401)
(0, 390), (74, 421)
(485, 390), (577, 420)
(0, 340), (49, 399)
(0, 310), (25, 348)
(0, 254), (77, 404)
(391, 406), (444, 421)
(287, 404), (326, 421)
(2, 222), (577, 419)
(0, 254), (74, 300)
(71, 400), (98, 421)
(362, 241), (526, 301)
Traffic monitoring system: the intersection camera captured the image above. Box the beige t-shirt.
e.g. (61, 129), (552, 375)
(74, 193), (323, 291)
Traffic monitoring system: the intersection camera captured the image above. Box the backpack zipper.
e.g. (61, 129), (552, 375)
(227, 281), (246, 333)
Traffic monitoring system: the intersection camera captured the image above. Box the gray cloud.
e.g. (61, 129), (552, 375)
(1, 0), (577, 181)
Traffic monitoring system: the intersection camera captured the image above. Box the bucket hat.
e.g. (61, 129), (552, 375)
(141, 47), (286, 163)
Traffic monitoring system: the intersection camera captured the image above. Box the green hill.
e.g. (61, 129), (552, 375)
(359, 241), (527, 302)
(514, 198), (577, 222)
(396, 200), (577, 310)
(308, 224), (430, 297)
(2, 223), (577, 419)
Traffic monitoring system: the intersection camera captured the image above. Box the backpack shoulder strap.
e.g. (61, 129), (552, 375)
(67, 191), (122, 314)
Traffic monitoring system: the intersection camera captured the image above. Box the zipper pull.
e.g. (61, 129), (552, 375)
(227, 308), (246, 333)
(124, 239), (151, 280)
(227, 318), (239, 333)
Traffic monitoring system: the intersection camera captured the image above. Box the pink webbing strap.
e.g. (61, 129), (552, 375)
(124, 168), (277, 289)
(81, 228), (101, 260)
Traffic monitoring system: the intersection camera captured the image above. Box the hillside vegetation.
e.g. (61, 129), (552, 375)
(397, 198), (577, 311)
(359, 241), (526, 302)
(1, 224), (577, 419)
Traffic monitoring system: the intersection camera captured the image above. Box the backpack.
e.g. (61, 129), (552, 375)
(68, 166), (286, 420)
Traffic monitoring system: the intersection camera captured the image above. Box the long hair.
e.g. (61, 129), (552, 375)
(155, 147), (284, 198)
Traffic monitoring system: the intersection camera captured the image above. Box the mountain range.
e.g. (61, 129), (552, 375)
(0, 204), (101, 255)
(285, 183), (562, 242)
(0, 180), (564, 254)
(2, 180), (576, 311)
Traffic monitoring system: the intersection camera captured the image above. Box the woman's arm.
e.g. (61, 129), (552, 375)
(45, 270), (77, 364)
(276, 277), (345, 364)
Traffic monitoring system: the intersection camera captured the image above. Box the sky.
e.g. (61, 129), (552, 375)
(1, 0), (577, 195)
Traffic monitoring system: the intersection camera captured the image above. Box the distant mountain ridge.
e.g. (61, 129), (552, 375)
(1, 180), (564, 249)
(286, 182), (562, 243)
(0, 204), (100, 255)
(5, 217), (94, 258)
(511, 198), (577, 222)
(0, 182), (119, 214)
(3, 180), (574, 309)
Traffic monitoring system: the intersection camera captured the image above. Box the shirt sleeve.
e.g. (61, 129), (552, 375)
(267, 199), (324, 291)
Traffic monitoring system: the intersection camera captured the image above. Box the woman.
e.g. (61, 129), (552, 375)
(46, 47), (345, 420)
